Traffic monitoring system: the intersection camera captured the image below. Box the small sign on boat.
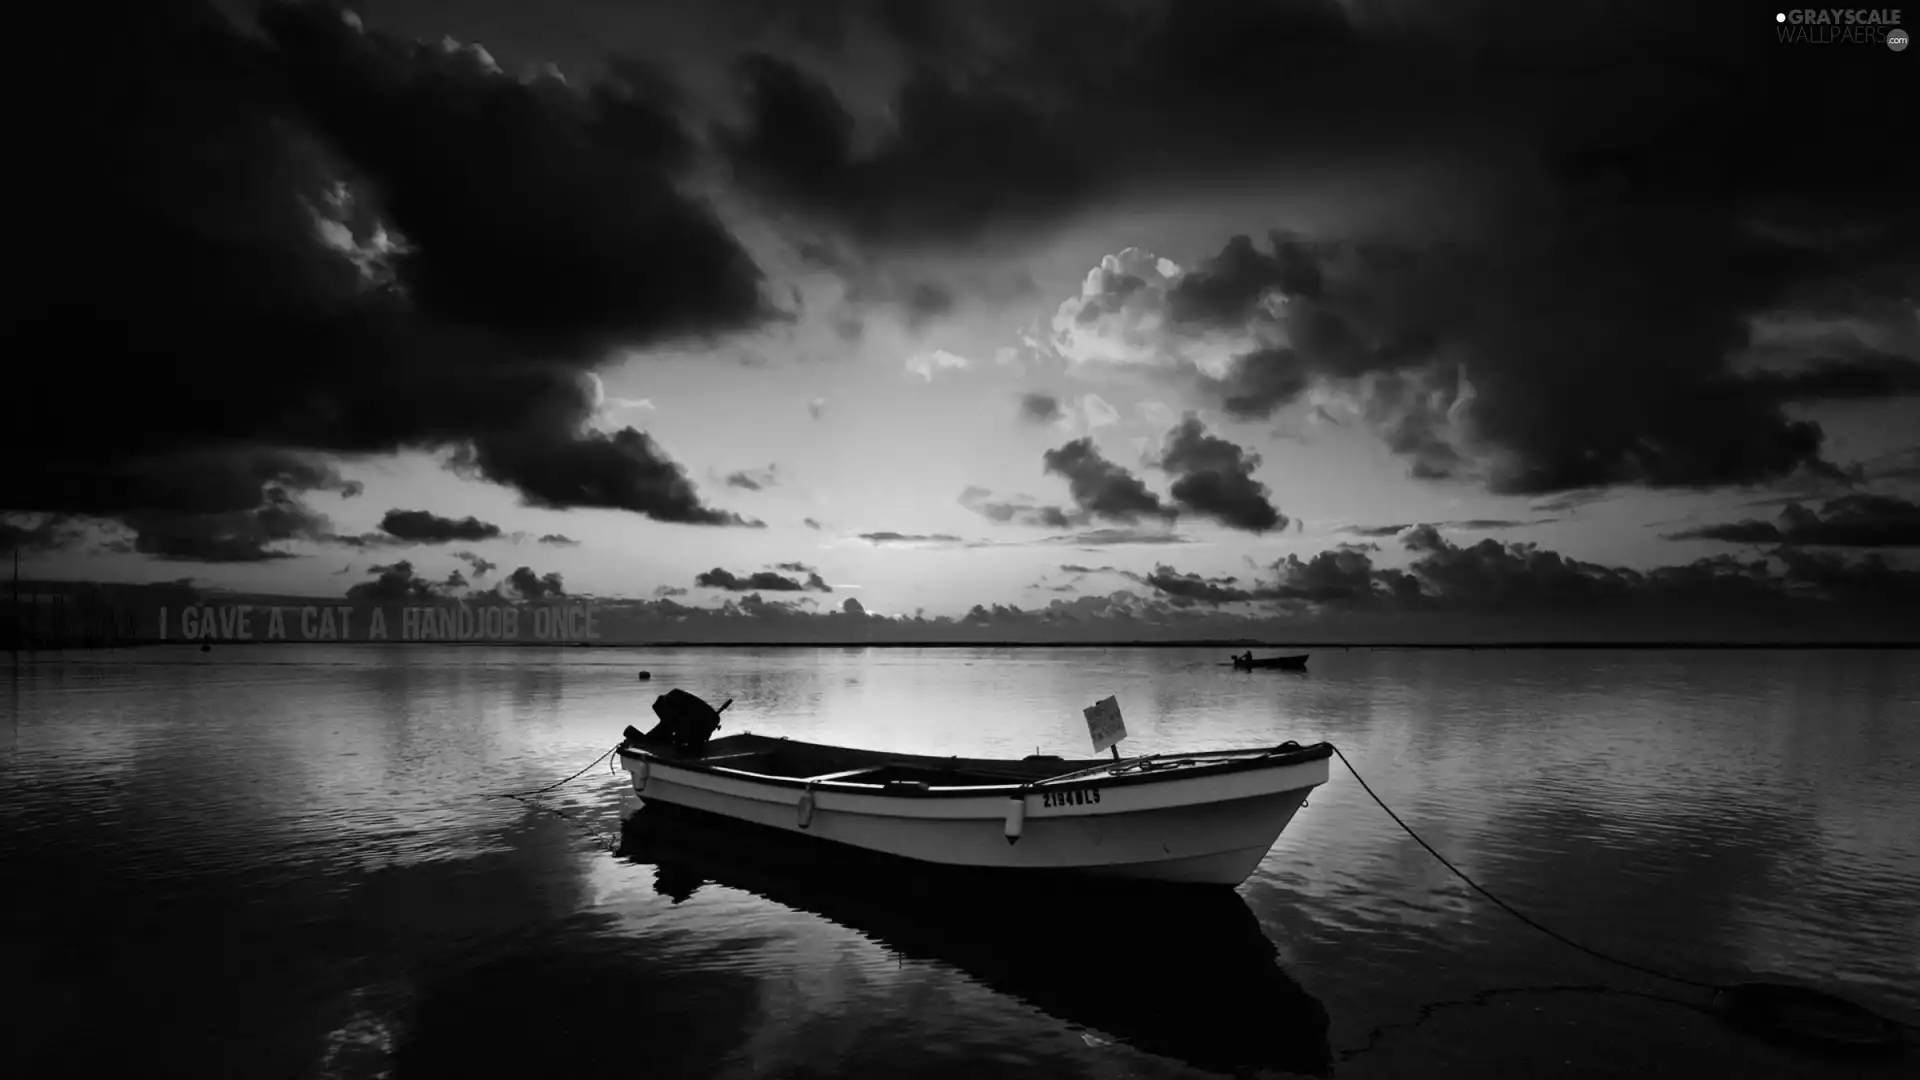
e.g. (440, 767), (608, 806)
(1083, 695), (1127, 755)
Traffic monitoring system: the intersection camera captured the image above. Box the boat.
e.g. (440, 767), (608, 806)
(615, 688), (1332, 887)
(617, 802), (1334, 1075)
(1222, 653), (1309, 671)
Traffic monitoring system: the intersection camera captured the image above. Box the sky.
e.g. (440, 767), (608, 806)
(5, 0), (1919, 642)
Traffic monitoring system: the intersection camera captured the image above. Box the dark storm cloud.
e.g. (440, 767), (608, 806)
(803, 517), (824, 530)
(772, 561), (817, 573)
(695, 567), (833, 592)
(1342, 523), (1420, 539)
(7, 451), (365, 562)
(1017, 393), (1066, 424)
(1041, 439), (1177, 524)
(717, 51), (1098, 247)
(1118, 526), (1920, 623)
(1128, 0), (1918, 497)
(537, 533), (581, 547)
(378, 509), (504, 544)
(507, 566), (567, 600)
(1862, 447), (1920, 484)
(6, 1), (768, 564)
(1152, 416), (1284, 533)
(710, 0), (1462, 248)
(117, 539), (1912, 643)
(1667, 495), (1920, 548)
(1141, 567), (1260, 605)
(716, 0), (1920, 498)
(452, 551), (498, 578)
(124, 487), (344, 564)
(1162, 227), (1882, 496)
(723, 465), (780, 491)
(971, 425), (1274, 536)
(1743, 353), (1920, 402)
(346, 560), (461, 604)
(450, 423), (763, 526)
(905, 280), (956, 327)
(958, 486), (1091, 529)
(261, 4), (773, 351)
(0, 517), (92, 554)
(1770, 546), (1920, 608)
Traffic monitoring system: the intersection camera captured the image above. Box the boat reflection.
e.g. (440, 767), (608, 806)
(616, 804), (1334, 1077)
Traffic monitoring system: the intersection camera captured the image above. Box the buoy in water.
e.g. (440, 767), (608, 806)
(638, 670), (651, 681)
(1711, 980), (1911, 1059)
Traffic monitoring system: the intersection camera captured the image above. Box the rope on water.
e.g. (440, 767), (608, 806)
(479, 743), (622, 800)
(1331, 744), (1716, 991)
(1329, 744), (1920, 1054)
(488, 792), (619, 852)
(478, 742), (626, 851)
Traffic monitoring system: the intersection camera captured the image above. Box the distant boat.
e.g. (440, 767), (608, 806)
(1222, 653), (1309, 671)
(616, 688), (1332, 887)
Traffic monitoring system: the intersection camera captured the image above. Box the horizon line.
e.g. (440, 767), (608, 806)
(13, 640), (1920, 651)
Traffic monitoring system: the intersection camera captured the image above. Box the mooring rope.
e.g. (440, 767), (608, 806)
(1330, 744), (1920, 1049)
(1331, 745), (1721, 990)
(479, 743), (622, 801)
(477, 742), (626, 851)
(469, 736), (1916, 1053)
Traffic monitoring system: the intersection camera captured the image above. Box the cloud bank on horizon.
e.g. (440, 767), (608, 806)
(5, 0), (1918, 640)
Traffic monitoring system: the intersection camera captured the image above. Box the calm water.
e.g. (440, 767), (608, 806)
(4, 645), (1917, 1078)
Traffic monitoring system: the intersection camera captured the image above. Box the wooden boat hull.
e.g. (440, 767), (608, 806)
(616, 735), (1331, 887)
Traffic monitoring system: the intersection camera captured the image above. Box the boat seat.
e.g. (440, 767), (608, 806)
(803, 767), (888, 781)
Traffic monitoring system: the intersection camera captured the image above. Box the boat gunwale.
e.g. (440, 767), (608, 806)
(617, 739), (1333, 798)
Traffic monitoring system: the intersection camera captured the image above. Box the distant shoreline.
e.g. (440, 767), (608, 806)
(12, 639), (1919, 651)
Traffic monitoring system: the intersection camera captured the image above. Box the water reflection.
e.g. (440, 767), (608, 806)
(6, 645), (1917, 1078)
(616, 804), (1334, 1078)
(384, 909), (771, 1080)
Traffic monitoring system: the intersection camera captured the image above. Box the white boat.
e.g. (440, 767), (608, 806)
(614, 689), (1332, 887)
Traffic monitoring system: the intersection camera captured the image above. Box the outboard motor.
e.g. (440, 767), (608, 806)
(624, 688), (729, 752)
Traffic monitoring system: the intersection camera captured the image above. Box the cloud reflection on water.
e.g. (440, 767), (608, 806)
(4, 645), (1917, 1078)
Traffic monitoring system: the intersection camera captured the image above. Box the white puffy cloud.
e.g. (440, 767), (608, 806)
(905, 348), (972, 381)
(1044, 246), (1279, 380)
